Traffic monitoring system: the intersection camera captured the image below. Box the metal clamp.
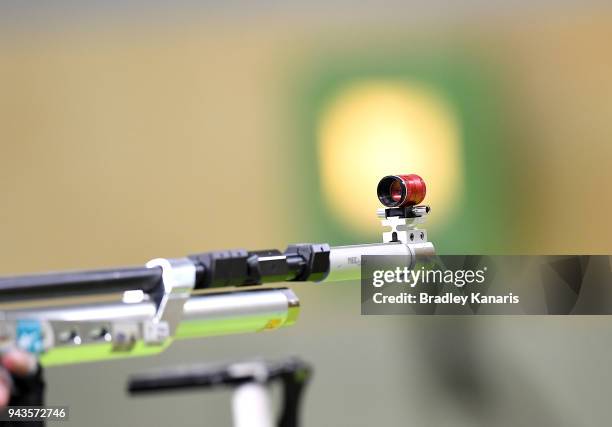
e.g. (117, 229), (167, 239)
(143, 258), (196, 345)
(380, 216), (428, 244)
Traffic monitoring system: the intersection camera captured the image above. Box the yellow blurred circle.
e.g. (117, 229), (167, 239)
(317, 80), (463, 233)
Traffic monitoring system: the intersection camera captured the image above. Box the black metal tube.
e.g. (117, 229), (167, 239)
(0, 266), (161, 302)
(128, 358), (311, 394)
(0, 265), (204, 303)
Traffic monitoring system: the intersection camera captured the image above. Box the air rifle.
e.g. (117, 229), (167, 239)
(0, 174), (434, 366)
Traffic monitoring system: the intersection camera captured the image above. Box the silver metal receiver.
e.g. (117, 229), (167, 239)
(0, 288), (299, 366)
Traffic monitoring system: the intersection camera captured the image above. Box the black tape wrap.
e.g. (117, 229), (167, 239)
(189, 243), (330, 288)
(285, 244), (330, 282)
(189, 249), (250, 288)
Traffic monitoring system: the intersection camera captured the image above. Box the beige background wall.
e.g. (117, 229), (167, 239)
(1, 3), (612, 426)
